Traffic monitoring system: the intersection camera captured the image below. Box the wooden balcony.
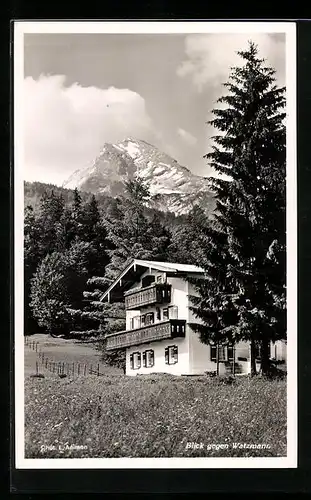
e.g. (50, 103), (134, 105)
(124, 283), (171, 310)
(105, 319), (186, 351)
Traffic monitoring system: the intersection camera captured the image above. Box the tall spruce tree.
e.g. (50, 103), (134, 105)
(189, 41), (286, 376)
(167, 205), (211, 265)
(72, 177), (172, 371)
(104, 176), (171, 282)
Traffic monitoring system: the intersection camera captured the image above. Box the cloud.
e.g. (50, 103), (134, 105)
(177, 33), (285, 92)
(24, 74), (156, 185)
(177, 127), (197, 146)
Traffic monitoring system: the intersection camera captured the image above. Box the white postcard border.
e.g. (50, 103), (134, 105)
(14, 20), (297, 470)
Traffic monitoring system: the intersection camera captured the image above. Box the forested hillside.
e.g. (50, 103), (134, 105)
(24, 42), (287, 376)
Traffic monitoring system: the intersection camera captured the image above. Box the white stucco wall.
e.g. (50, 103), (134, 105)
(123, 269), (287, 376)
(125, 272), (191, 375)
(187, 281), (214, 374)
(126, 336), (190, 376)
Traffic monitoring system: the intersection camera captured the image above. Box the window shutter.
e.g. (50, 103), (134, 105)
(210, 346), (216, 362)
(228, 346), (234, 361)
(173, 345), (178, 363)
(142, 351), (146, 368)
(137, 352), (141, 369)
(150, 350), (154, 367)
(130, 353), (134, 369)
(165, 347), (169, 364)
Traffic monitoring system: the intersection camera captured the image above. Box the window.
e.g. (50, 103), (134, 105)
(210, 344), (231, 362)
(165, 345), (178, 365)
(131, 315), (140, 329)
(142, 275), (155, 288)
(145, 312), (154, 326)
(143, 349), (154, 368)
(168, 305), (178, 319)
(163, 308), (169, 320)
(130, 352), (141, 370)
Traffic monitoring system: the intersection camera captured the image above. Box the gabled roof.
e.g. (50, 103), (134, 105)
(100, 259), (204, 302)
(132, 259), (204, 274)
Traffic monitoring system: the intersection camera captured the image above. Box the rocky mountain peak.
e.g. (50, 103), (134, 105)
(63, 138), (215, 215)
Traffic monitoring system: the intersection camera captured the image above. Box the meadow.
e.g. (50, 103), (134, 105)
(24, 336), (287, 459)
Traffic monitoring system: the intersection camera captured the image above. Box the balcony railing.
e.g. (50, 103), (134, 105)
(105, 319), (186, 351)
(124, 283), (171, 310)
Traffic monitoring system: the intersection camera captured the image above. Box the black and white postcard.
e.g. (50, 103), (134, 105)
(14, 21), (297, 470)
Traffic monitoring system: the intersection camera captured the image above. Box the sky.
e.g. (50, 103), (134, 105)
(23, 31), (286, 186)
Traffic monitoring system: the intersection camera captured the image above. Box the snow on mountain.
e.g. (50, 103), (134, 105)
(63, 138), (215, 215)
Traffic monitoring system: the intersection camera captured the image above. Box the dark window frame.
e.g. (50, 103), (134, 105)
(143, 349), (155, 368)
(163, 307), (169, 320)
(165, 345), (178, 365)
(145, 312), (155, 325)
(130, 351), (141, 370)
(210, 344), (234, 362)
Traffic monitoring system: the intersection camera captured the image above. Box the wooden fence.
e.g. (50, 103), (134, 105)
(24, 336), (105, 377)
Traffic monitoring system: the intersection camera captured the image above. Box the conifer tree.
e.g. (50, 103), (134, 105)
(24, 205), (43, 333)
(104, 176), (169, 282)
(167, 205), (211, 265)
(189, 41), (286, 376)
(38, 190), (66, 254)
(73, 177), (172, 371)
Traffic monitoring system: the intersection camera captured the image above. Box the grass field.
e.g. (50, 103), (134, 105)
(24, 334), (122, 377)
(24, 335), (287, 459)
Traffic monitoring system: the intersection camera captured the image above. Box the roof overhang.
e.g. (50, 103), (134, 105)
(100, 259), (204, 303)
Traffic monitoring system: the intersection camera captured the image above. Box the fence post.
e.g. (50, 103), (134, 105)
(35, 342), (38, 352)
(90, 364), (93, 375)
(36, 361), (38, 375)
(72, 362), (74, 377)
(84, 364), (87, 376)
(97, 363), (100, 376)
(78, 364), (80, 376)
(45, 358), (48, 369)
(62, 362), (65, 375)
